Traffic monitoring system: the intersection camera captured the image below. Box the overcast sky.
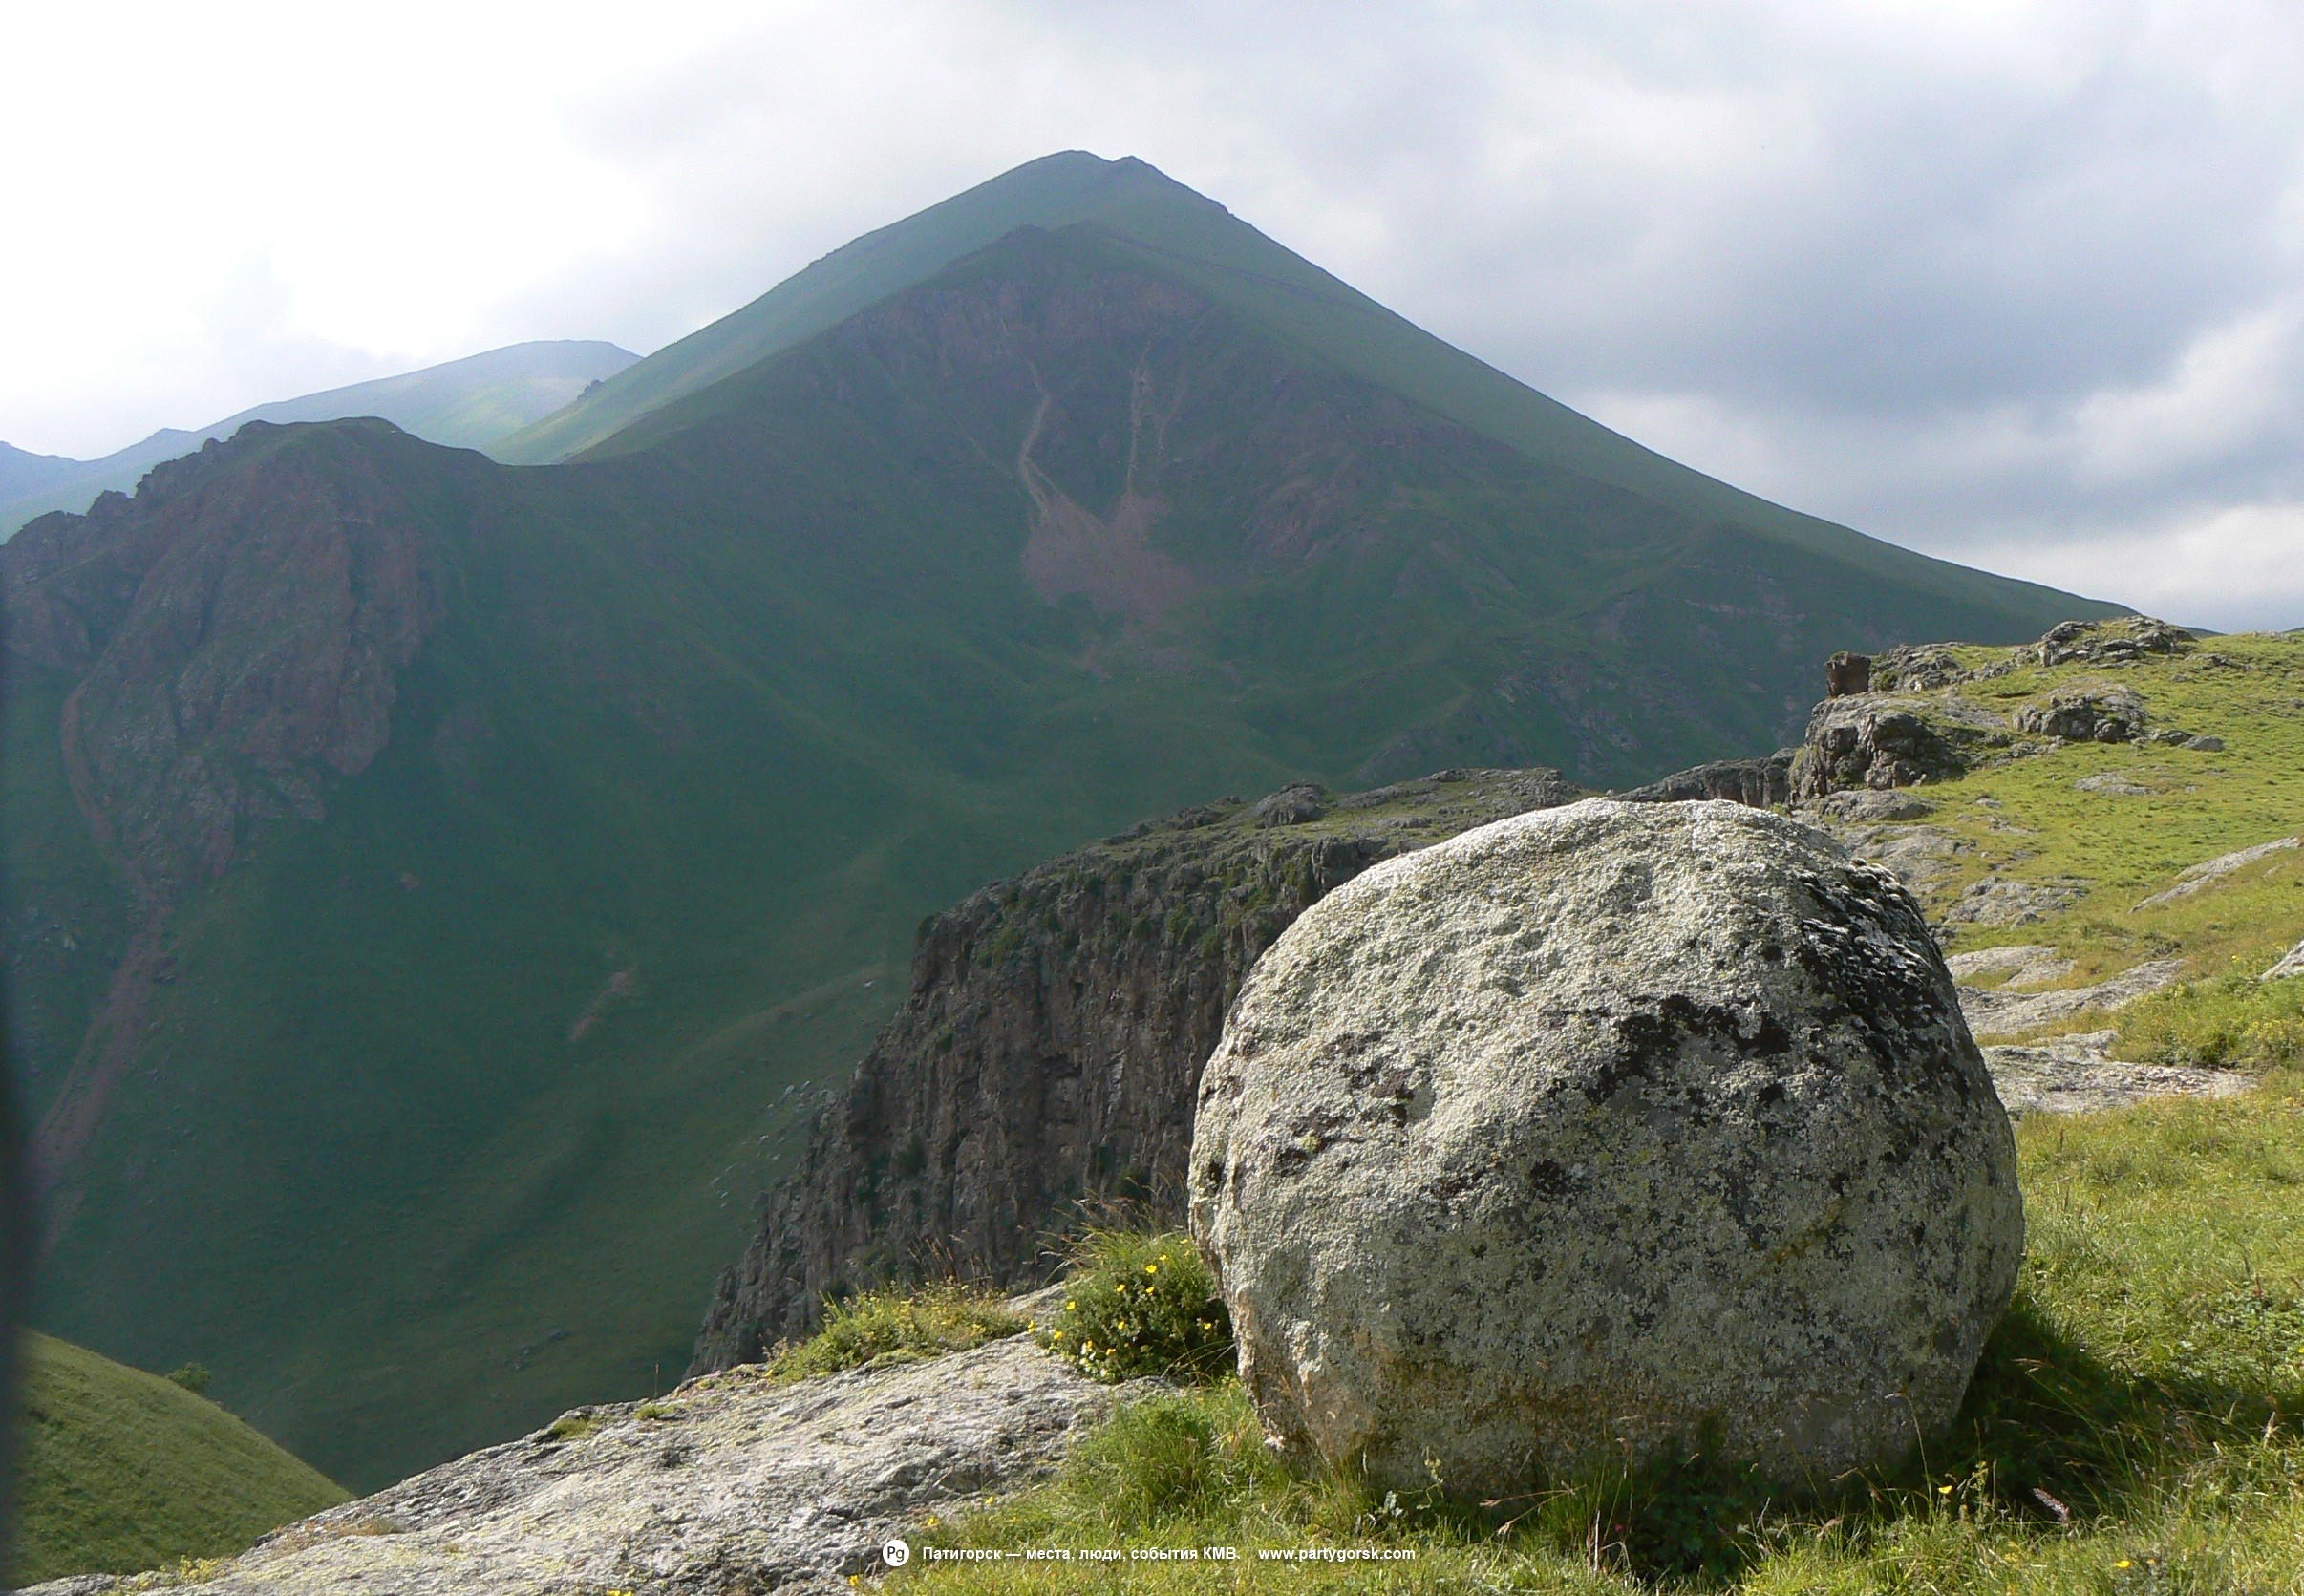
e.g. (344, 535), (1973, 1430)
(9, 0), (2301, 628)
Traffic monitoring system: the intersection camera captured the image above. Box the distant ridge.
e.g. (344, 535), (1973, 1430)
(0, 440), (91, 503)
(0, 339), (638, 535)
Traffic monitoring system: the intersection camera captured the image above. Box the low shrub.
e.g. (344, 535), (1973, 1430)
(770, 1282), (1022, 1382)
(1031, 1229), (1232, 1383)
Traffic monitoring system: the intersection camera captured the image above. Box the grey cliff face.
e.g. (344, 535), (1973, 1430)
(691, 768), (1581, 1373)
(1188, 798), (2024, 1495)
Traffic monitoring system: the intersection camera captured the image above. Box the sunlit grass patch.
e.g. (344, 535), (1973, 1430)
(766, 1282), (1023, 1381)
(2117, 974), (2304, 1071)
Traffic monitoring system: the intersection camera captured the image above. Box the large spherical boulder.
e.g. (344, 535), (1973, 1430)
(1188, 798), (2021, 1495)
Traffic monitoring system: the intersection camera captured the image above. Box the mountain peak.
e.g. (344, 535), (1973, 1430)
(492, 153), (1238, 464)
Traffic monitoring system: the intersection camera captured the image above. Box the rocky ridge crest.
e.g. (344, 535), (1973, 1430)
(2, 420), (461, 905)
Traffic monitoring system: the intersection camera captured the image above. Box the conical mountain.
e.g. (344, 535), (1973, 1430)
(503, 151), (2094, 624)
(1, 157), (2117, 1493)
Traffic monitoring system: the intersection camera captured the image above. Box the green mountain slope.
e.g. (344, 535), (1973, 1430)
(495, 152), (1173, 463)
(3, 197), (2121, 1492)
(0, 340), (637, 535)
(11, 1332), (347, 1585)
(505, 153), (2099, 621)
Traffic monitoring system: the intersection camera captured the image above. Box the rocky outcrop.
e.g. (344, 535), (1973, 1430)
(1945, 945), (2075, 987)
(1940, 875), (2091, 928)
(1983, 1032), (2251, 1118)
(28, 1333), (1129, 1596)
(1619, 750), (1794, 808)
(1955, 959), (2186, 1038)
(2013, 688), (2147, 743)
(1, 420), (460, 905)
(2135, 837), (2299, 910)
(1871, 644), (1984, 692)
(2019, 616), (2192, 668)
(691, 767), (1581, 1371)
(1787, 619), (2205, 804)
(1824, 650), (1871, 696)
(1790, 696), (1981, 797)
(1188, 799), (2022, 1494)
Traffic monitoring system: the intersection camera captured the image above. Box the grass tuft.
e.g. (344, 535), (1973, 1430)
(546, 1411), (600, 1441)
(765, 1281), (1023, 1382)
(1062, 1387), (1291, 1529)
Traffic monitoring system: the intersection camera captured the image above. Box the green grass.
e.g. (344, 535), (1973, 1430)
(11, 1332), (347, 1585)
(892, 1075), (2304, 1591)
(1800, 632), (2304, 1040)
(763, 1284), (1023, 1382)
(2118, 976), (2304, 1071)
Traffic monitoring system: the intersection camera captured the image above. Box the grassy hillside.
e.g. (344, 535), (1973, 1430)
(5, 231), (2122, 1491)
(11, 1332), (346, 1585)
(496, 151), (1163, 462)
(0, 340), (636, 535)
(881, 630), (2304, 1593)
(1812, 629), (2304, 1009)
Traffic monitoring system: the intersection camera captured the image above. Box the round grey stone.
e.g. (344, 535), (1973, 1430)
(1188, 798), (2021, 1496)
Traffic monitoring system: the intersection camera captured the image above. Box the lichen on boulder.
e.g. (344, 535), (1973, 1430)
(1188, 798), (2023, 1497)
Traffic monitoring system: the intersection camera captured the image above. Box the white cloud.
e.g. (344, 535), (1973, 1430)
(2068, 298), (2304, 483)
(1973, 502), (2304, 632)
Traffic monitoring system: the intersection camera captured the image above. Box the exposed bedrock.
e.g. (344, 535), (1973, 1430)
(1188, 798), (2024, 1495)
(2013, 688), (2147, 743)
(691, 767), (1580, 1372)
(1791, 696), (1979, 798)
(2, 421), (457, 904)
(1619, 750), (1794, 808)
